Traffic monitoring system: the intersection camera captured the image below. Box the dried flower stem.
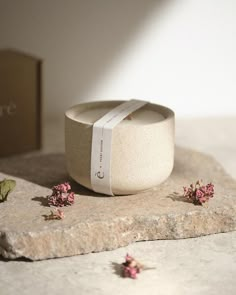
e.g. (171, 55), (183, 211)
(44, 208), (64, 220)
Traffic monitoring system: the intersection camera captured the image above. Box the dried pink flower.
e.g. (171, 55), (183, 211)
(53, 182), (71, 194)
(183, 180), (214, 205)
(48, 182), (75, 207)
(44, 208), (65, 220)
(122, 254), (143, 279)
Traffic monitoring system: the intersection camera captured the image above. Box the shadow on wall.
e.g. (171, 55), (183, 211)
(0, 0), (170, 119)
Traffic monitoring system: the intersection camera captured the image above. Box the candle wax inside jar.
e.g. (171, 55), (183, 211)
(76, 107), (165, 125)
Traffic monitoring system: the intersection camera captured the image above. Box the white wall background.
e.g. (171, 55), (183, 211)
(0, 0), (235, 119)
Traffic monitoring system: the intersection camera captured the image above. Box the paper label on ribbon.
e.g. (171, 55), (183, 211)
(90, 99), (148, 195)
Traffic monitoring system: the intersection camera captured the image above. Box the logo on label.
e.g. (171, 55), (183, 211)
(95, 171), (104, 179)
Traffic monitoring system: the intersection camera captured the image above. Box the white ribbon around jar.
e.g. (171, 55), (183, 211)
(90, 99), (149, 195)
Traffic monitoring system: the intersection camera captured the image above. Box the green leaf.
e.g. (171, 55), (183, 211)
(0, 179), (16, 202)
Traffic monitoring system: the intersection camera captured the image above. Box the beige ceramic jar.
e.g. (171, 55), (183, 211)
(65, 100), (175, 195)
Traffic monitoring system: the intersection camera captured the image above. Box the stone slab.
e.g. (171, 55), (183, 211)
(0, 146), (235, 260)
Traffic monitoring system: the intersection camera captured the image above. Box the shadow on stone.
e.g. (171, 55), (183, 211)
(0, 153), (67, 188)
(0, 153), (110, 198)
(167, 192), (190, 203)
(111, 262), (123, 277)
(31, 196), (50, 207)
(69, 178), (109, 198)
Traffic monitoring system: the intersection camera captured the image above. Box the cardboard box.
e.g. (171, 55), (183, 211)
(0, 49), (42, 156)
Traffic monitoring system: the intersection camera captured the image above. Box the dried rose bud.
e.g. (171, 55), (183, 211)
(122, 254), (143, 279)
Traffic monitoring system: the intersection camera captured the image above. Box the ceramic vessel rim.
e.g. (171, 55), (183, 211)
(65, 100), (175, 127)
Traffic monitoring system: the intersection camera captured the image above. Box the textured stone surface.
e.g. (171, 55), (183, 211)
(0, 146), (235, 260)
